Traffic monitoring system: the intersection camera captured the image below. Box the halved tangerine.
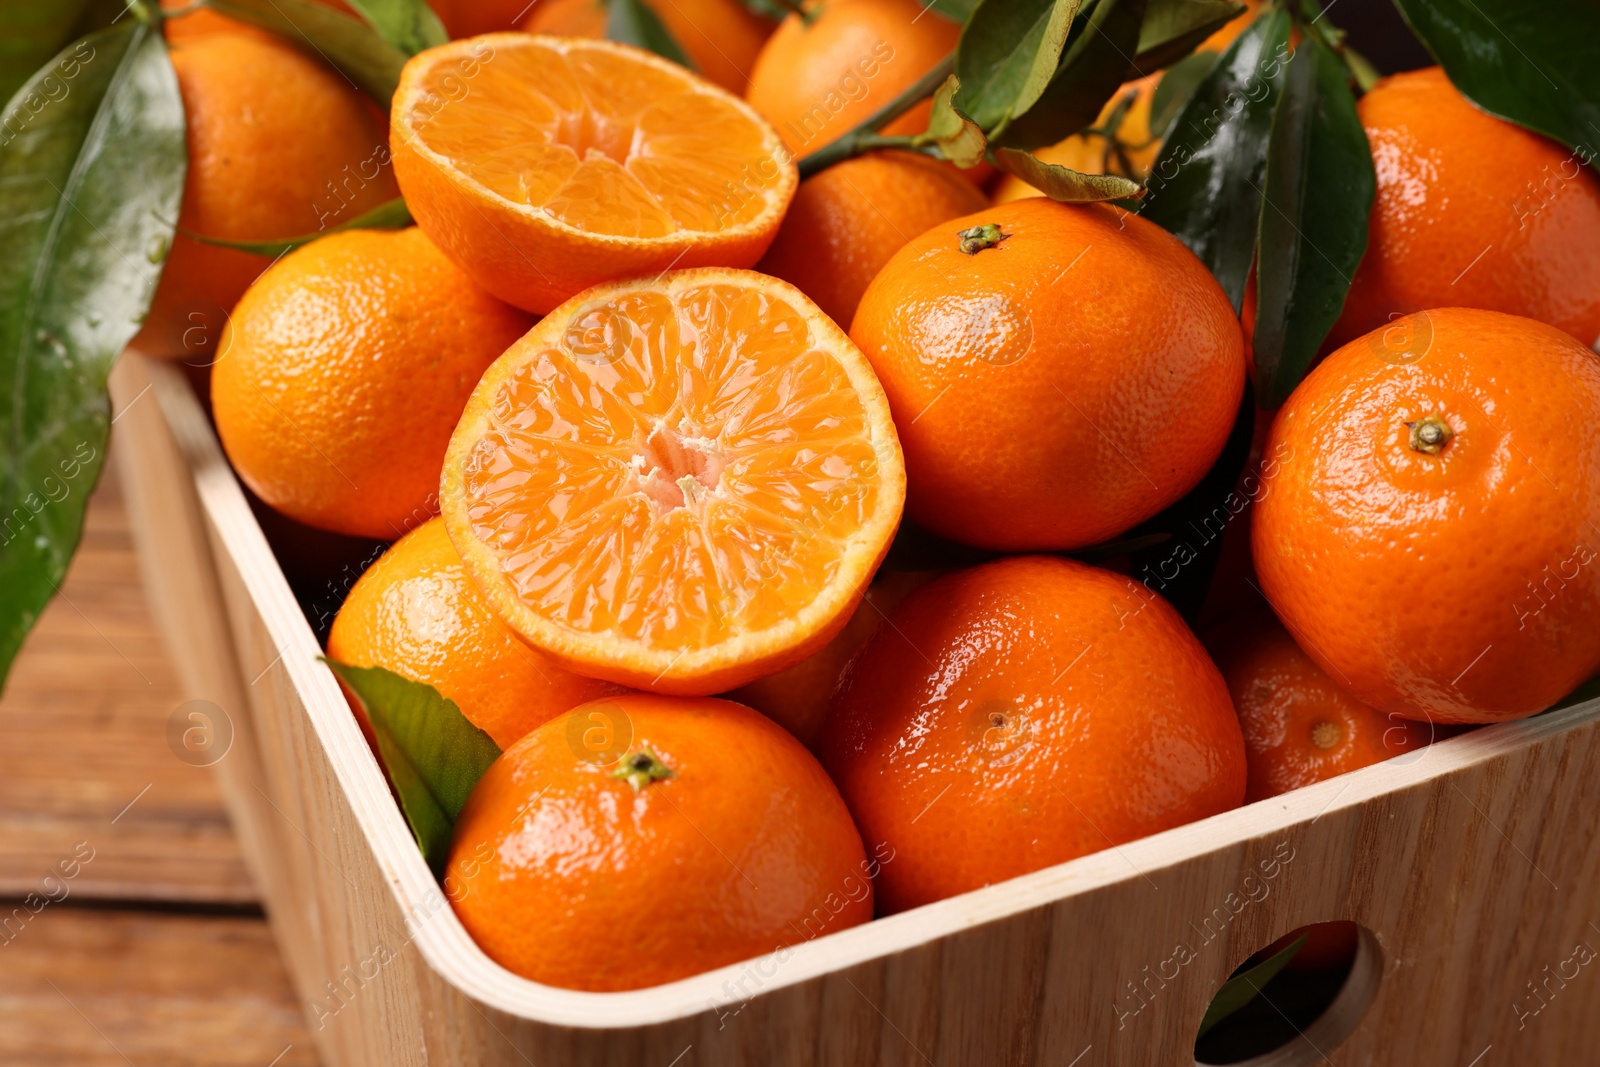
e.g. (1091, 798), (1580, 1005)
(391, 35), (797, 314)
(440, 268), (906, 695)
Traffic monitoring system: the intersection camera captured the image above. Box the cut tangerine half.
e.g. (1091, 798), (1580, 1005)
(391, 35), (797, 315)
(440, 268), (906, 695)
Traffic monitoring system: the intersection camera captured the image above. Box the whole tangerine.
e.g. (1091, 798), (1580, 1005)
(135, 31), (397, 360)
(1254, 308), (1600, 723)
(1206, 612), (1438, 802)
(1332, 68), (1600, 349)
(745, 0), (957, 158)
(822, 555), (1246, 914)
(447, 694), (873, 990)
(850, 197), (1246, 551)
(212, 228), (532, 539)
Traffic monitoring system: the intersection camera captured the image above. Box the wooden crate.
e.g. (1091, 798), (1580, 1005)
(109, 351), (1600, 1066)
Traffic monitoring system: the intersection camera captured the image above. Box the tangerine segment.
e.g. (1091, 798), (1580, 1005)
(392, 35), (797, 314)
(441, 269), (905, 695)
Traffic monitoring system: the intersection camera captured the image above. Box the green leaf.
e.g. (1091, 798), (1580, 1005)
(994, 0), (1148, 152)
(0, 21), (185, 694)
(927, 76), (989, 168)
(1139, 8), (1291, 310)
(992, 146), (1143, 202)
(607, 0), (696, 70)
(1392, 0), (1600, 157)
(184, 196), (413, 257)
(0, 0), (92, 106)
(1197, 934), (1306, 1039)
(340, 0), (448, 55)
(922, 0), (980, 22)
(954, 0), (1081, 132)
(205, 0), (408, 104)
(1252, 37), (1373, 409)
(322, 659), (502, 873)
(1132, 0), (1245, 72)
(1148, 49), (1217, 139)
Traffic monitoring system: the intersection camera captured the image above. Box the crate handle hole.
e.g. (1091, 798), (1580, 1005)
(1194, 921), (1381, 1066)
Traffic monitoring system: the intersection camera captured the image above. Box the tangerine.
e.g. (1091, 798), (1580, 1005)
(212, 227), (532, 538)
(850, 197), (1245, 551)
(822, 555), (1245, 913)
(1254, 308), (1600, 723)
(447, 693), (873, 990)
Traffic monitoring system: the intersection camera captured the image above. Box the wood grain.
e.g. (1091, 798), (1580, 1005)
(0, 907), (317, 1067)
(114, 351), (1600, 1066)
(0, 459), (256, 904)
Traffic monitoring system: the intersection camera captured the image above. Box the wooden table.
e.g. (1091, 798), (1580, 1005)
(0, 453), (319, 1066)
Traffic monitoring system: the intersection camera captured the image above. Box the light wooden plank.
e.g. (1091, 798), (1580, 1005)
(0, 906), (317, 1067)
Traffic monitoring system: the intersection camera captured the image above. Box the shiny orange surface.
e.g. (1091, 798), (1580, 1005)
(327, 519), (625, 749)
(821, 555), (1245, 914)
(212, 228), (532, 538)
(850, 197), (1246, 550)
(1333, 68), (1600, 350)
(1254, 308), (1600, 723)
(391, 35), (796, 314)
(757, 149), (988, 329)
(447, 694), (872, 991)
(135, 31), (397, 359)
(1207, 612), (1438, 802)
(440, 269), (905, 694)
(520, 0), (776, 94)
(745, 0), (957, 157)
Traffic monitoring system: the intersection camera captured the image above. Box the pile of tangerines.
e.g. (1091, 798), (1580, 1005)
(141, 0), (1600, 992)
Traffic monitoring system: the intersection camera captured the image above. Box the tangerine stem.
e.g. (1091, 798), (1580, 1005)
(796, 53), (955, 178)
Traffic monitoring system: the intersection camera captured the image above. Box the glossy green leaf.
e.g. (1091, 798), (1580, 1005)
(341, 0), (448, 54)
(927, 76), (988, 167)
(992, 146), (1143, 201)
(608, 0), (696, 69)
(1139, 8), (1291, 309)
(1149, 49), (1217, 138)
(1197, 935), (1306, 1039)
(1393, 0), (1600, 156)
(206, 0), (408, 104)
(0, 0), (92, 106)
(1253, 37), (1373, 409)
(994, 0), (1147, 152)
(955, 0), (1080, 132)
(185, 196), (413, 257)
(323, 659), (501, 819)
(0, 20), (186, 693)
(1132, 0), (1245, 72)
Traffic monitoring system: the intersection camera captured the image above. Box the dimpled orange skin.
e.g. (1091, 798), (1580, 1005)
(447, 694), (873, 991)
(519, 0), (776, 94)
(756, 150), (988, 329)
(1331, 68), (1600, 350)
(821, 555), (1246, 914)
(1254, 308), (1600, 724)
(212, 228), (532, 539)
(1207, 612), (1437, 803)
(850, 198), (1246, 551)
(134, 32), (397, 360)
(327, 519), (626, 749)
(746, 0), (957, 157)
